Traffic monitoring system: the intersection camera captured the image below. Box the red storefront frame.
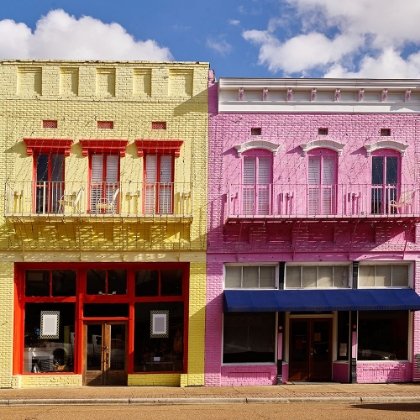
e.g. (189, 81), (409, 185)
(13, 262), (189, 377)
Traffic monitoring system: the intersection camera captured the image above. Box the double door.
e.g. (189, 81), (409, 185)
(289, 318), (332, 382)
(84, 322), (127, 386)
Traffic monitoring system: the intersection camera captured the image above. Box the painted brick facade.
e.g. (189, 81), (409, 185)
(206, 76), (420, 386)
(0, 60), (209, 388)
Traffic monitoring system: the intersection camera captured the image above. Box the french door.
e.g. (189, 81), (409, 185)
(90, 154), (119, 213)
(371, 155), (399, 214)
(35, 154), (64, 214)
(144, 154), (174, 214)
(288, 318), (332, 382)
(242, 155), (271, 215)
(308, 155), (336, 215)
(84, 322), (127, 386)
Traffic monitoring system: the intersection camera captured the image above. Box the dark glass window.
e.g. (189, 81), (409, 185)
(134, 302), (184, 372)
(86, 270), (106, 294)
(358, 311), (408, 361)
(26, 270), (76, 297)
(26, 270), (50, 296)
(24, 303), (75, 373)
(161, 270), (182, 296)
(337, 311), (350, 360)
(87, 269), (126, 295)
(371, 156), (399, 214)
(52, 270), (76, 296)
(135, 269), (182, 297)
(84, 304), (129, 318)
(135, 270), (159, 296)
(223, 313), (275, 363)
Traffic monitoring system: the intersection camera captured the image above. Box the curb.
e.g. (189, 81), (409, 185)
(1, 396), (420, 406)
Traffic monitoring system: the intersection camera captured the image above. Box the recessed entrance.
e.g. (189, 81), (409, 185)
(84, 322), (127, 386)
(288, 318), (332, 381)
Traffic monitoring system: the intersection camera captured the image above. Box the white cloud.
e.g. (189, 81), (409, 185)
(0, 9), (173, 60)
(206, 37), (232, 55)
(229, 19), (240, 26)
(325, 48), (420, 78)
(243, 30), (361, 74)
(242, 0), (420, 77)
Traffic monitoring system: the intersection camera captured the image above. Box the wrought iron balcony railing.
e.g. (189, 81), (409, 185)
(4, 181), (193, 218)
(227, 183), (420, 219)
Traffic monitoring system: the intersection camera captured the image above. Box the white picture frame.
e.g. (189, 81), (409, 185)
(40, 311), (60, 339)
(150, 310), (169, 338)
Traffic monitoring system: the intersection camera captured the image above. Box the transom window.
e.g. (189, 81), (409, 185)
(285, 265), (350, 289)
(25, 270), (76, 297)
(358, 265), (409, 288)
(225, 265), (277, 289)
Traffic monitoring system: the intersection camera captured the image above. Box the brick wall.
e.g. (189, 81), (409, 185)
(0, 61), (209, 388)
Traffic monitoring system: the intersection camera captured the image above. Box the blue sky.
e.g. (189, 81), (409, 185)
(1, 0), (420, 78)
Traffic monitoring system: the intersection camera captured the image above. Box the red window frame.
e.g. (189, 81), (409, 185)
(143, 153), (175, 214)
(13, 262), (190, 376)
(33, 152), (66, 214)
(88, 153), (120, 213)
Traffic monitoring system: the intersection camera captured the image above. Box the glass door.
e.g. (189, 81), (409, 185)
(84, 322), (127, 386)
(289, 318), (332, 382)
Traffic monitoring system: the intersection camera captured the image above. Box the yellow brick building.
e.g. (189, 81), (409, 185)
(0, 60), (208, 388)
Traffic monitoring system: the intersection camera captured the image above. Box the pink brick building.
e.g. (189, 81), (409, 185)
(206, 75), (420, 385)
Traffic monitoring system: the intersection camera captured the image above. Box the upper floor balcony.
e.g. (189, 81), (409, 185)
(227, 183), (420, 221)
(5, 181), (193, 221)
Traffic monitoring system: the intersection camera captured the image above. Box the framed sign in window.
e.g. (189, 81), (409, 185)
(150, 310), (169, 338)
(40, 311), (60, 339)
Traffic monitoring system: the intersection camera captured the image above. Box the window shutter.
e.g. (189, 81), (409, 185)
(321, 156), (336, 214)
(145, 155), (157, 213)
(243, 157), (255, 184)
(159, 155), (173, 214)
(90, 155), (104, 212)
(243, 157), (256, 214)
(257, 156), (271, 214)
(106, 155), (119, 183)
(308, 157), (320, 214)
(308, 157), (320, 185)
(322, 156), (335, 185)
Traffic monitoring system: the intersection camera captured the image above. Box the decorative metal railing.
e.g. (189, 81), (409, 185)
(4, 181), (193, 217)
(227, 183), (419, 218)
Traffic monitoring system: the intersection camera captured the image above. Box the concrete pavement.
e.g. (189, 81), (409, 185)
(1, 383), (420, 406)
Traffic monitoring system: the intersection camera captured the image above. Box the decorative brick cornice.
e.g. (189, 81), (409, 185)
(134, 140), (184, 157)
(79, 139), (128, 157)
(24, 138), (73, 156)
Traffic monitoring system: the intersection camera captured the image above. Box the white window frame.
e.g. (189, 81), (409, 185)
(224, 264), (279, 289)
(284, 263), (351, 289)
(357, 262), (413, 289)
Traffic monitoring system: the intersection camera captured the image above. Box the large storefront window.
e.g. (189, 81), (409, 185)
(223, 313), (275, 363)
(24, 303), (75, 373)
(134, 302), (184, 372)
(17, 263), (188, 378)
(358, 311), (408, 361)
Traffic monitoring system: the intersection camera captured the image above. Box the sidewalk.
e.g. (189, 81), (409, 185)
(1, 383), (420, 406)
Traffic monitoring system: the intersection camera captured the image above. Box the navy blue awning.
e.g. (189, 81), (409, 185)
(223, 289), (420, 313)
